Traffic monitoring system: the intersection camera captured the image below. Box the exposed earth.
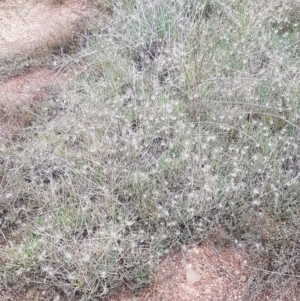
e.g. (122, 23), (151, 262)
(0, 0), (96, 139)
(110, 243), (251, 301)
(0, 0), (93, 60)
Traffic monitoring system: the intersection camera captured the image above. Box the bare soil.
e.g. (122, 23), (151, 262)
(0, 0), (97, 139)
(110, 243), (250, 301)
(0, 67), (71, 139)
(0, 68), (66, 107)
(0, 0), (94, 61)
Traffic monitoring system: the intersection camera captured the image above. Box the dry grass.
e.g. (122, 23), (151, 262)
(0, 0), (299, 300)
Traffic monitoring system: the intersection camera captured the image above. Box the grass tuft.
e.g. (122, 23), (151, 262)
(0, 0), (299, 300)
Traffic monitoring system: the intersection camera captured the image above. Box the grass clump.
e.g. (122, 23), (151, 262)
(0, 0), (299, 300)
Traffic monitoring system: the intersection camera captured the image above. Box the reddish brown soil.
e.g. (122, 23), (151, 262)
(110, 243), (250, 301)
(0, 67), (70, 139)
(0, 68), (66, 107)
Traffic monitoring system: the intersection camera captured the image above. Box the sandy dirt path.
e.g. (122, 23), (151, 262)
(0, 0), (93, 61)
(0, 0), (97, 139)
